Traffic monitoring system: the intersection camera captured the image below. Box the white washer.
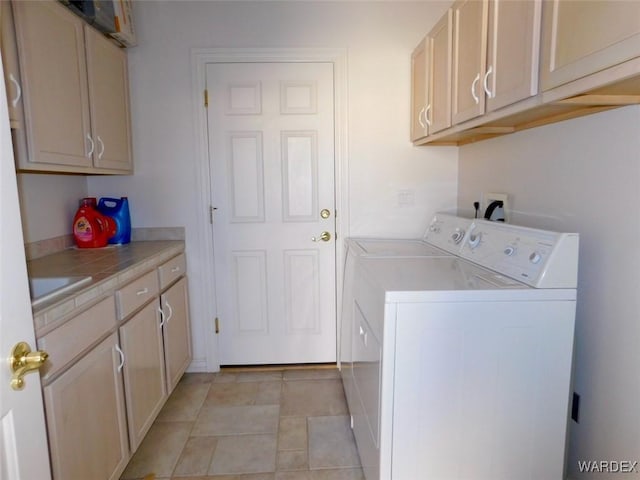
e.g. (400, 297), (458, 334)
(340, 217), (579, 480)
(346, 212), (473, 258)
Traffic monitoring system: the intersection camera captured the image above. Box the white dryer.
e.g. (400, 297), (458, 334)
(340, 216), (579, 480)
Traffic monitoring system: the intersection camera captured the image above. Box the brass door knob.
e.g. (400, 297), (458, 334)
(312, 231), (331, 242)
(9, 341), (49, 391)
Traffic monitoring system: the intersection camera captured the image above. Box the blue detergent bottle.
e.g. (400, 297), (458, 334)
(98, 197), (131, 244)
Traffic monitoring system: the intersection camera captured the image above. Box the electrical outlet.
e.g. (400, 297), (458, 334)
(482, 192), (509, 222)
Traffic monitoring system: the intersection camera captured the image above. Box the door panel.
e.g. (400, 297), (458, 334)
(12, 1), (91, 167)
(452, 0), (488, 125)
(85, 26), (132, 171)
(207, 62), (336, 365)
(0, 51), (51, 477)
(486, 0), (541, 112)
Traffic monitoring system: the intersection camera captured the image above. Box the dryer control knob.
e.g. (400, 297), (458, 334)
(468, 232), (482, 249)
(504, 246), (516, 256)
(451, 229), (465, 244)
(529, 251), (542, 264)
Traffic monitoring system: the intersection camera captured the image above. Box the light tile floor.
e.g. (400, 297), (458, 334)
(120, 368), (364, 480)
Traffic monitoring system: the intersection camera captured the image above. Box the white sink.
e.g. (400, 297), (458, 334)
(29, 276), (92, 307)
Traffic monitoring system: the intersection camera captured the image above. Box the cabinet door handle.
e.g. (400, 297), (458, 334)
(483, 65), (494, 98)
(471, 73), (480, 105)
(97, 136), (105, 159)
(424, 105), (432, 127)
(8, 74), (21, 107)
(418, 106), (426, 129)
(115, 344), (125, 372)
(136, 288), (149, 296)
(86, 133), (95, 158)
(165, 300), (173, 323)
(158, 307), (166, 327)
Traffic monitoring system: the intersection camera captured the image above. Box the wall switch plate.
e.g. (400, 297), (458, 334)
(397, 189), (415, 207)
(482, 192), (509, 222)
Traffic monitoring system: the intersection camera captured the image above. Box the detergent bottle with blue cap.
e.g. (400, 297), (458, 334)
(97, 197), (131, 244)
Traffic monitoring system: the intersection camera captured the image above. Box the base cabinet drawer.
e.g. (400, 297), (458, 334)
(43, 332), (129, 480)
(38, 297), (116, 381)
(116, 270), (159, 320)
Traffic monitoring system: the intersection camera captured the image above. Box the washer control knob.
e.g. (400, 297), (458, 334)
(468, 232), (482, 249)
(504, 246), (516, 256)
(451, 229), (465, 244)
(529, 251), (542, 264)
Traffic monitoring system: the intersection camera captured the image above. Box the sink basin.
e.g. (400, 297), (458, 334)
(29, 276), (92, 307)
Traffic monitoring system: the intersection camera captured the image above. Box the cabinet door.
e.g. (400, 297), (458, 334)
(350, 304), (381, 478)
(43, 333), (129, 480)
(486, 0), (541, 112)
(541, 0), (640, 91)
(161, 277), (192, 393)
(85, 26), (133, 172)
(1, 0), (28, 165)
(1, 1), (23, 126)
(452, 0), (488, 125)
(120, 301), (167, 451)
(12, 1), (92, 169)
(429, 9), (453, 134)
(410, 38), (429, 141)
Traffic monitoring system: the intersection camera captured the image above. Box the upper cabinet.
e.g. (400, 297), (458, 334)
(85, 26), (133, 172)
(486, 0), (541, 111)
(10, 0), (132, 174)
(452, 0), (488, 124)
(452, 0), (541, 125)
(540, 0), (640, 91)
(429, 10), (453, 134)
(1, 0), (28, 163)
(410, 39), (429, 142)
(410, 10), (452, 142)
(414, 0), (640, 146)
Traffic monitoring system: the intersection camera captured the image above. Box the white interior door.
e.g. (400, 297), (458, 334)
(0, 53), (51, 479)
(207, 62), (336, 365)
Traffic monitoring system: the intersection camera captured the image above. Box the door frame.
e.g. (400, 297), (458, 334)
(190, 48), (349, 371)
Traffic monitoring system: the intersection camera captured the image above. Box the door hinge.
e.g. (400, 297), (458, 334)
(209, 205), (217, 224)
(214, 317), (220, 334)
(204, 88), (209, 108)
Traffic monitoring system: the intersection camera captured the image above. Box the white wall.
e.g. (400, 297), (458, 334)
(17, 173), (87, 243)
(457, 106), (640, 479)
(88, 1), (459, 370)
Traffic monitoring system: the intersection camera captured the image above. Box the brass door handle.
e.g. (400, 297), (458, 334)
(9, 341), (49, 391)
(312, 231), (331, 242)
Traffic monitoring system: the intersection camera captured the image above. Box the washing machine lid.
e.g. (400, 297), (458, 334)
(351, 238), (450, 257)
(357, 256), (576, 303)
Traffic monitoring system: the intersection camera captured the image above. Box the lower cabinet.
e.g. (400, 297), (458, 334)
(161, 276), (192, 393)
(43, 332), (129, 480)
(39, 250), (193, 480)
(119, 300), (168, 452)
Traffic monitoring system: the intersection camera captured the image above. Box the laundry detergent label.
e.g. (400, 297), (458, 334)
(73, 216), (94, 242)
